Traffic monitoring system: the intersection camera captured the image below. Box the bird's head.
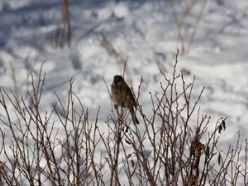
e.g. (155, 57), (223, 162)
(113, 75), (124, 85)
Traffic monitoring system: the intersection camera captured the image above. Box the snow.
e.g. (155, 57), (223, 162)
(0, 0), (248, 184)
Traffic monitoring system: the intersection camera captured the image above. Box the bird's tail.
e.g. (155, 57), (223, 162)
(129, 107), (139, 125)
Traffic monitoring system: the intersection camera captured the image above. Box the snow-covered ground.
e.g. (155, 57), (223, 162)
(0, 0), (248, 184)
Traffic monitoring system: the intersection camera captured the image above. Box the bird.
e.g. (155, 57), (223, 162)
(111, 75), (139, 124)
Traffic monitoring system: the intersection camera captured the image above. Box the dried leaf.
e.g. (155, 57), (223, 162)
(181, 67), (191, 76)
(218, 125), (222, 134)
(127, 153), (132, 159)
(222, 120), (226, 130)
(125, 138), (132, 145)
(194, 141), (205, 158)
(218, 153), (221, 165)
(191, 175), (197, 185)
(131, 160), (135, 168)
(205, 146), (210, 157)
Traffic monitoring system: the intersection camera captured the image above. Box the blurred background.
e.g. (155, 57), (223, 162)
(0, 0), (248, 141)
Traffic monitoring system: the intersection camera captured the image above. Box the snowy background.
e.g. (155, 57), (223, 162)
(0, 0), (248, 182)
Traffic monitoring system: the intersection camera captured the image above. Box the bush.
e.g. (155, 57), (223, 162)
(0, 52), (247, 185)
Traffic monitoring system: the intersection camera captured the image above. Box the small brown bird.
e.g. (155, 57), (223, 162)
(111, 75), (139, 124)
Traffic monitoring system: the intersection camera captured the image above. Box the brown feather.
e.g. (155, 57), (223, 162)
(111, 75), (139, 124)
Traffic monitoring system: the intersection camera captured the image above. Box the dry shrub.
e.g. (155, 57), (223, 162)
(0, 52), (247, 185)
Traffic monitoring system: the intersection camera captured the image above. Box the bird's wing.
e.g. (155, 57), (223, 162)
(124, 83), (137, 107)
